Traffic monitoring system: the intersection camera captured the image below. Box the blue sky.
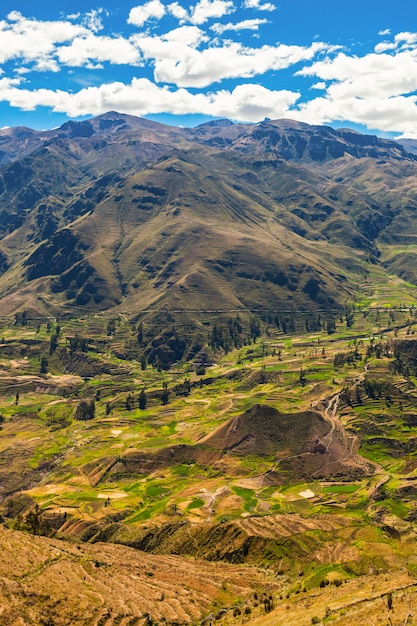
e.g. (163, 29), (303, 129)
(0, 0), (416, 136)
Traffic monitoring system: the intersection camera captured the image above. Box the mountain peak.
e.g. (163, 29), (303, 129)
(196, 118), (235, 129)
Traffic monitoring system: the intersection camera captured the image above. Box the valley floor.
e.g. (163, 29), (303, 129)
(2, 281), (417, 624)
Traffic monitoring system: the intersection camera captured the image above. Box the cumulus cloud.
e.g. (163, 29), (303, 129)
(3, 8), (417, 138)
(165, 0), (235, 25)
(375, 31), (417, 54)
(243, 0), (276, 12)
(374, 41), (397, 53)
(211, 18), (268, 34)
(0, 12), (87, 66)
(298, 51), (417, 99)
(189, 0), (235, 25)
(167, 2), (190, 21)
(135, 37), (330, 87)
(82, 9), (107, 33)
(57, 35), (141, 66)
(293, 43), (417, 137)
(0, 75), (299, 122)
(161, 25), (207, 45)
(128, 1), (166, 27)
(0, 10), (142, 71)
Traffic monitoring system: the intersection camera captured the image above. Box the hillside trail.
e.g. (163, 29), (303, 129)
(256, 385), (355, 487)
(310, 358), (390, 478)
(225, 357), (389, 491)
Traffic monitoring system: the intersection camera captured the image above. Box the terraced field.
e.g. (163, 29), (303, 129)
(2, 273), (417, 623)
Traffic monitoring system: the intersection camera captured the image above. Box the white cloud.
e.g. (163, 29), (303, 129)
(6, 11), (23, 21)
(298, 51), (417, 99)
(32, 59), (61, 73)
(292, 91), (417, 138)
(375, 31), (417, 54)
(211, 18), (268, 34)
(167, 2), (189, 21)
(162, 26), (207, 45)
(378, 28), (391, 36)
(189, 0), (235, 25)
(244, 0), (276, 12)
(57, 35), (141, 66)
(0, 12), (88, 67)
(128, 1), (166, 27)
(207, 83), (299, 119)
(292, 45), (417, 137)
(82, 9), (106, 33)
(395, 31), (417, 47)
(311, 81), (327, 90)
(374, 41), (397, 53)
(135, 37), (330, 87)
(166, 0), (235, 25)
(0, 11), (142, 71)
(0, 75), (299, 122)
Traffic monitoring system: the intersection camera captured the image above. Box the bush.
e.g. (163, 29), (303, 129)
(74, 398), (95, 420)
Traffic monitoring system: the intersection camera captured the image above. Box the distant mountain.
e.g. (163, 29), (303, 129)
(0, 112), (417, 319)
(397, 137), (417, 155)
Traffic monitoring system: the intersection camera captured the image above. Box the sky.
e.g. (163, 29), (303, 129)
(0, 0), (417, 137)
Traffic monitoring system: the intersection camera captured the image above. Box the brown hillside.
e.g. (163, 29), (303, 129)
(0, 523), (278, 626)
(1, 113), (417, 320)
(98, 403), (373, 484)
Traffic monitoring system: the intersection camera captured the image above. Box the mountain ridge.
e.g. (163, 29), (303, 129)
(0, 112), (416, 322)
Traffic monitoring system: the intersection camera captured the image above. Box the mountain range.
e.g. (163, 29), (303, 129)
(0, 112), (416, 319)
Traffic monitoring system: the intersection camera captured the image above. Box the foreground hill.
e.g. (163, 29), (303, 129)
(0, 523), (280, 626)
(0, 113), (416, 320)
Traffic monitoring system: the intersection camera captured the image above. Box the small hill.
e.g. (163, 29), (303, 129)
(200, 403), (373, 480)
(100, 403), (373, 484)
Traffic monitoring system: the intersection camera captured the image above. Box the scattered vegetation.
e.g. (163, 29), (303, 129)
(2, 280), (417, 623)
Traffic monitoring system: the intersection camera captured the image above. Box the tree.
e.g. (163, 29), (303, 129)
(125, 394), (134, 411)
(326, 318), (336, 334)
(69, 335), (89, 354)
(137, 322), (144, 346)
(139, 388), (147, 410)
(74, 399), (95, 421)
(14, 310), (28, 326)
(25, 504), (42, 535)
(161, 387), (169, 405)
(249, 317), (261, 342)
(40, 356), (48, 374)
(49, 332), (58, 354)
(106, 318), (117, 336)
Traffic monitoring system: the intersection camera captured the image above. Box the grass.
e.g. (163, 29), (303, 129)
(2, 287), (417, 540)
(187, 498), (205, 510)
(322, 484), (361, 494)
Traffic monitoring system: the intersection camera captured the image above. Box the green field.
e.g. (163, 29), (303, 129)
(2, 274), (417, 603)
